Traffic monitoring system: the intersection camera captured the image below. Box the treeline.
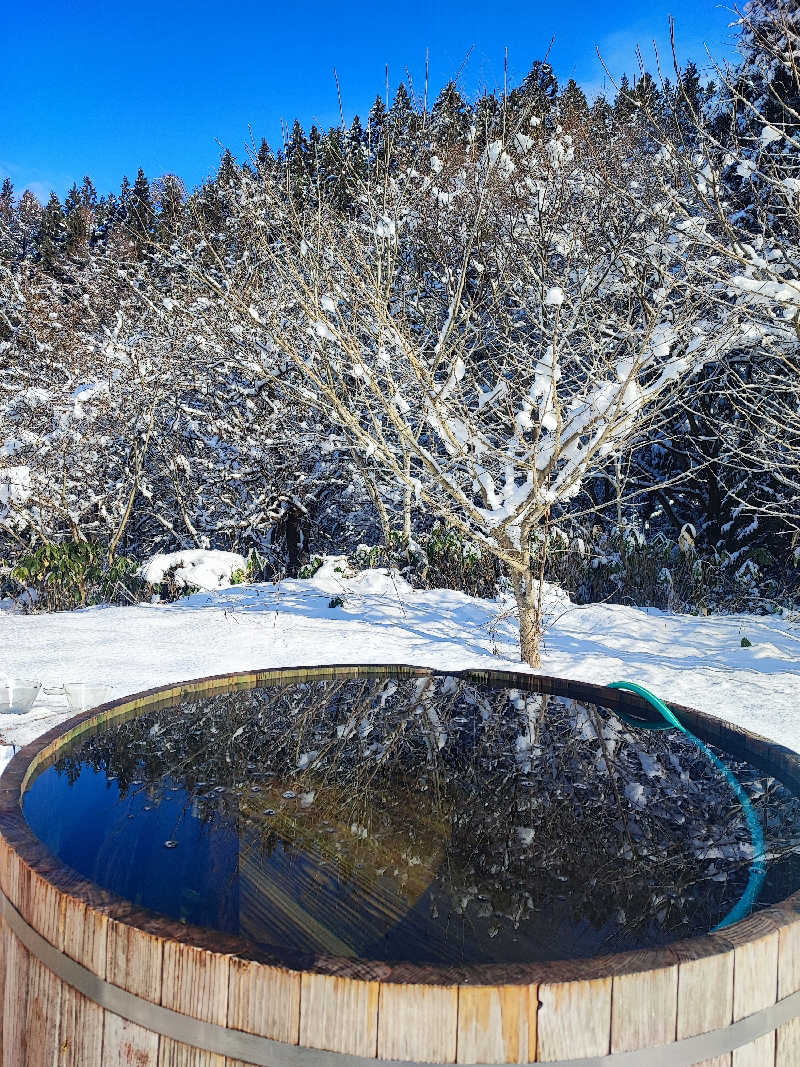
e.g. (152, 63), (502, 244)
(2, 0), (800, 632)
(0, 60), (716, 268)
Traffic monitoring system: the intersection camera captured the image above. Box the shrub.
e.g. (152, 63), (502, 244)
(10, 541), (141, 612)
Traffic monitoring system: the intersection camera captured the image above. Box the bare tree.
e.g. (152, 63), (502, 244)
(191, 110), (745, 665)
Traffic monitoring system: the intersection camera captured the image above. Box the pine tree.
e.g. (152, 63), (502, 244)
(307, 124), (322, 181)
(0, 178), (15, 262)
(318, 126), (348, 209)
(38, 192), (65, 268)
(614, 74), (637, 122)
(80, 175), (98, 210)
(559, 79), (589, 122)
(590, 95), (615, 138)
(256, 138), (275, 175)
(127, 168), (154, 250)
(217, 149), (239, 189)
(512, 61), (559, 122)
(156, 174), (184, 242)
(17, 190), (42, 257)
(473, 94), (501, 152)
(630, 71), (661, 120)
(367, 95), (388, 166)
(0, 178), (13, 224)
(345, 115), (367, 189)
(389, 84), (418, 157)
(285, 120), (311, 201)
(431, 81), (471, 147)
(64, 182), (92, 259)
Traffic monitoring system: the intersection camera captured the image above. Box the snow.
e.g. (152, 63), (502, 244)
(139, 549), (247, 591)
(1, 567), (799, 772)
(0, 465), (30, 512)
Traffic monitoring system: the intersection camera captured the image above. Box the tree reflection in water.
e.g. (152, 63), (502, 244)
(44, 675), (800, 963)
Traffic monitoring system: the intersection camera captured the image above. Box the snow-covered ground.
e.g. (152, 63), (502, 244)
(1, 559), (799, 767)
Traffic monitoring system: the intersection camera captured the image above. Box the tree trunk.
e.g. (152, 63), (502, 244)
(511, 570), (542, 668)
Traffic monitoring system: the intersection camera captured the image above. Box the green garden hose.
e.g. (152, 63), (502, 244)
(608, 680), (766, 930)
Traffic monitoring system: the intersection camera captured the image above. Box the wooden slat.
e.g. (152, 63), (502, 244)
(0, 910), (5, 1056)
(730, 917), (779, 1067)
(59, 896), (107, 1067)
(610, 957), (678, 1054)
(104, 920), (164, 1067)
(2, 928), (29, 1066)
(225, 958), (301, 1067)
(775, 913), (800, 1067)
(25, 957), (62, 1067)
(299, 974), (378, 1057)
(158, 941), (229, 1067)
(673, 935), (734, 1067)
(24, 870), (66, 1067)
(377, 982), (458, 1062)
(536, 977), (611, 1061)
(456, 984), (535, 1064)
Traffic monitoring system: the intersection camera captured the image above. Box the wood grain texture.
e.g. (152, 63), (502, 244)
(24, 958), (62, 1067)
(3, 928), (29, 1067)
(104, 920), (164, 1067)
(775, 913), (800, 1067)
(299, 974), (378, 1058)
(377, 982), (458, 1062)
(673, 937), (734, 1067)
(536, 977), (611, 1061)
(0, 914), (5, 1057)
(730, 920), (778, 1067)
(610, 959), (678, 1054)
(456, 984), (535, 1064)
(159, 941), (230, 1067)
(59, 896), (107, 1067)
(225, 958), (301, 1067)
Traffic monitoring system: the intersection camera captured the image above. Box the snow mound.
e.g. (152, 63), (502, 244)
(139, 550), (246, 591)
(303, 556), (415, 597)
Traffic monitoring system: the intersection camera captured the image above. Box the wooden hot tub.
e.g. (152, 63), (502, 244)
(1, 664), (799, 1066)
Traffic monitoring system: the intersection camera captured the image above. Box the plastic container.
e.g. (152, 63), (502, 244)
(64, 683), (114, 714)
(0, 679), (42, 715)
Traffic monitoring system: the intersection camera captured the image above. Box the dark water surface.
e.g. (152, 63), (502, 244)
(22, 675), (800, 964)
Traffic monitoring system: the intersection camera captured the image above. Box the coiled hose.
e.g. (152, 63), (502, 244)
(608, 680), (766, 930)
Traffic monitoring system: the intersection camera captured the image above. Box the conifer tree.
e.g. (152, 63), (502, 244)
(559, 79), (589, 121)
(64, 182), (92, 259)
(128, 168), (154, 250)
(389, 84), (418, 156)
(630, 71), (661, 119)
(156, 174), (184, 242)
(38, 192), (65, 268)
(367, 95), (388, 165)
(217, 148), (239, 189)
(345, 115), (367, 189)
(431, 81), (471, 146)
(0, 178), (15, 261)
(0, 178), (14, 223)
(614, 74), (636, 122)
(17, 190), (42, 257)
(514, 60), (559, 121)
(80, 175), (98, 210)
(286, 119), (311, 200)
(318, 126), (348, 209)
(256, 138), (275, 175)
(473, 94), (501, 151)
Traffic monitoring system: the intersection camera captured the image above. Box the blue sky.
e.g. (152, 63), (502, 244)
(1, 0), (739, 202)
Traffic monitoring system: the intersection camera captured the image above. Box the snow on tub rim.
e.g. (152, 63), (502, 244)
(1, 664), (799, 1066)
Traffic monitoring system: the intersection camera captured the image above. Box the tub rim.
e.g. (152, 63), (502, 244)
(2, 662), (800, 987)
